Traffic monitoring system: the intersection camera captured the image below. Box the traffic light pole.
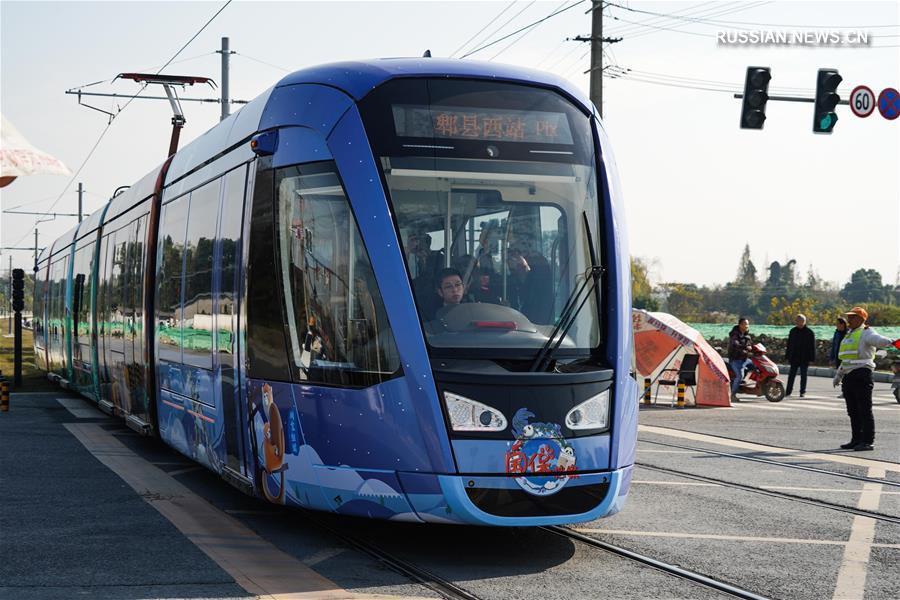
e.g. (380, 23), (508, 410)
(734, 93), (850, 105)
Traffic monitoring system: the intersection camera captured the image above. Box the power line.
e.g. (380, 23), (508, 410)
(449, 0), (518, 58)
(610, 2), (773, 41)
(605, 0), (727, 37)
(8, 0), (233, 250)
(233, 52), (291, 72)
(459, 1), (538, 59)
(605, 1), (899, 29)
(490, 0), (574, 61)
(461, 0), (587, 58)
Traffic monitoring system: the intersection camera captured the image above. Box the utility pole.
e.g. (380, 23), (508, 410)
(218, 37), (234, 121)
(77, 182), (83, 223)
(572, 3), (621, 118)
(590, 1), (603, 116)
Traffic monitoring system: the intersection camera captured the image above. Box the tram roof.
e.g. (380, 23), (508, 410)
(274, 58), (597, 116)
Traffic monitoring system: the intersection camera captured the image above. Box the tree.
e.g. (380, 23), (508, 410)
(631, 257), (659, 310)
(841, 268), (893, 304)
(736, 243), (758, 285)
(665, 284), (705, 321)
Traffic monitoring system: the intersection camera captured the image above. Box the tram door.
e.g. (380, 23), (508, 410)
(123, 216), (150, 425)
(216, 165), (250, 479)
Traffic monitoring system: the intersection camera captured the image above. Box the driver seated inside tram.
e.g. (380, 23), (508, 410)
(434, 268), (468, 315)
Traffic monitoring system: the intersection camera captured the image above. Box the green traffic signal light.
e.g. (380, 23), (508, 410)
(813, 68), (842, 134)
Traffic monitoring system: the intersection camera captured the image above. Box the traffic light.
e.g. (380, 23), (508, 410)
(740, 66), (771, 129)
(813, 68), (842, 134)
(11, 268), (24, 313)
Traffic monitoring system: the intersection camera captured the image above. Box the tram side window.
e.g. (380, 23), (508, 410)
(217, 166), (246, 355)
(182, 179), (221, 370)
(130, 216), (147, 359)
(32, 272), (46, 349)
(108, 231), (128, 353)
(276, 161), (400, 387)
(72, 243), (93, 349)
(156, 196), (189, 364)
(97, 234), (112, 348)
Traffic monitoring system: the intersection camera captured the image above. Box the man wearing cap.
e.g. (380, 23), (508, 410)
(834, 307), (897, 451)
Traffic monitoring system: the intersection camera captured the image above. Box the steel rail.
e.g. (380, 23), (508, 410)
(636, 462), (900, 525)
(305, 514), (483, 600)
(640, 438), (900, 489)
(543, 526), (772, 600)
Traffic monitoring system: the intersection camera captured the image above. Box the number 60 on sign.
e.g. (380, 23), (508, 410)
(850, 85), (875, 118)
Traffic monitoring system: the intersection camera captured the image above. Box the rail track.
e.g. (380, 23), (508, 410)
(640, 437), (900, 488)
(636, 462), (900, 525)
(544, 526), (772, 600)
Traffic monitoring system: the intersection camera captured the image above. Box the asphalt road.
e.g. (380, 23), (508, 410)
(1, 374), (897, 600)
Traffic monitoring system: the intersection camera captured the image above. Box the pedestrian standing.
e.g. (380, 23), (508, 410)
(728, 317), (753, 402)
(785, 314), (815, 397)
(830, 317), (848, 367)
(831, 317), (848, 399)
(834, 307), (898, 451)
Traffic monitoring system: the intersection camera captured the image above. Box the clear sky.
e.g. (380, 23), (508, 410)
(1, 0), (898, 288)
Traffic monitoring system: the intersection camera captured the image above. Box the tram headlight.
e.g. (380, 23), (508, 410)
(565, 389), (610, 431)
(443, 392), (508, 432)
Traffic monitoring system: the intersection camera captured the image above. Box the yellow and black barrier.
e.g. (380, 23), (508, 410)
(643, 378), (652, 405)
(0, 378), (9, 412)
(676, 383), (686, 408)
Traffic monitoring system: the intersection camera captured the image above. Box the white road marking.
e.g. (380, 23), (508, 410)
(56, 397), (105, 419)
(760, 485), (900, 495)
(734, 404), (796, 411)
(639, 425), (900, 473)
(635, 449), (696, 454)
(570, 528), (900, 549)
(832, 473), (882, 600)
(633, 480), (720, 487)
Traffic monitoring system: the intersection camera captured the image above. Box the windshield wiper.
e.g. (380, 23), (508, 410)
(529, 211), (603, 372)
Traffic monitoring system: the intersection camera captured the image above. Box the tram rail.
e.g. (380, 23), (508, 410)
(639, 438), (900, 489)
(635, 462), (900, 525)
(305, 513), (484, 600)
(543, 526), (772, 600)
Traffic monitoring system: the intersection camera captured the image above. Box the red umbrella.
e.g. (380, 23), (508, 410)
(633, 309), (731, 407)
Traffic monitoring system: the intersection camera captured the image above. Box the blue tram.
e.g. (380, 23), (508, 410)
(33, 58), (638, 525)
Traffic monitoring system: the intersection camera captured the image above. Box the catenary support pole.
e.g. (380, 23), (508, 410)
(219, 37), (231, 121)
(77, 182), (83, 223)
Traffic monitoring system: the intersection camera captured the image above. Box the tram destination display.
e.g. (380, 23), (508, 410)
(392, 105), (574, 144)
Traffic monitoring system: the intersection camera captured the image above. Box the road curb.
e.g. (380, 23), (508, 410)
(776, 364), (893, 383)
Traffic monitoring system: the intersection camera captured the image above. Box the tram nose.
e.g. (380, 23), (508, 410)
(435, 378), (614, 477)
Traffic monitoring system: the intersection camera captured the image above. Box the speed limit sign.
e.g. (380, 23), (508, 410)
(850, 85), (876, 118)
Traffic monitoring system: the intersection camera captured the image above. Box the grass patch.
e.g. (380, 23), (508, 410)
(0, 318), (57, 392)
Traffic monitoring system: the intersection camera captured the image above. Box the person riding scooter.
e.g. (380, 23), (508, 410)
(728, 317), (753, 402)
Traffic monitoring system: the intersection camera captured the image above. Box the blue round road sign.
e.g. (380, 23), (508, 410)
(878, 87), (900, 120)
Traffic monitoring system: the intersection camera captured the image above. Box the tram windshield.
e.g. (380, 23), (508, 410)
(361, 79), (603, 358)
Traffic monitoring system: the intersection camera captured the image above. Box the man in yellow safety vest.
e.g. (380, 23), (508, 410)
(834, 306), (897, 451)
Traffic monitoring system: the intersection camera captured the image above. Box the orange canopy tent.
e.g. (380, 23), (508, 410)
(632, 309), (731, 407)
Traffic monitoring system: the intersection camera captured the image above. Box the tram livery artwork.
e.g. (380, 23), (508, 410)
(33, 59), (638, 525)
